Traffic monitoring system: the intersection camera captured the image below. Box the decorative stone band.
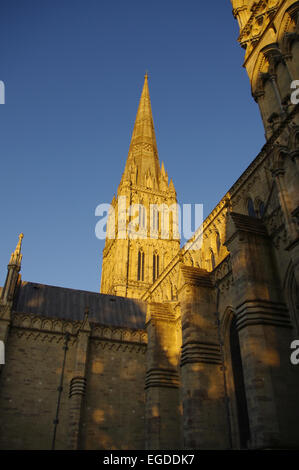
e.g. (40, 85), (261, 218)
(69, 376), (87, 398)
(145, 368), (180, 389)
(180, 341), (222, 367)
(235, 299), (292, 331)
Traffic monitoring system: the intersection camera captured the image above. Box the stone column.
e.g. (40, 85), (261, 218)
(178, 265), (229, 450)
(145, 302), (181, 450)
(225, 212), (299, 449)
(68, 311), (91, 450)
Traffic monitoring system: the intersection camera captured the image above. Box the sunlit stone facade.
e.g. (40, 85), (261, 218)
(1, 0), (299, 450)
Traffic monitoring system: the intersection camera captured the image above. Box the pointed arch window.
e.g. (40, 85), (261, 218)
(210, 249), (216, 271)
(152, 206), (159, 232)
(216, 231), (221, 254)
(153, 252), (160, 282)
(137, 249), (145, 281)
(247, 198), (256, 218)
(258, 200), (265, 218)
(139, 206), (146, 229)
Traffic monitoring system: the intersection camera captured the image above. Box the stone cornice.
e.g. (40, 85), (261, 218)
(11, 312), (147, 346)
(91, 339), (146, 353)
(91, 324), (147, 344)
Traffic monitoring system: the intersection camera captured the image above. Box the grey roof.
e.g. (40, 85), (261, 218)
(14, 281), (147, 330)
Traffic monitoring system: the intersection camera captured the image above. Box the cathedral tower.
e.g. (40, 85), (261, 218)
(231, 0), (299, 138)
(100, 75), (180, 299)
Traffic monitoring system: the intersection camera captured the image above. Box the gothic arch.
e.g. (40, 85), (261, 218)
(246, 197), (256, 217)
(284, 261), (299, 334)
(277, 9), (295, 50)
(272, 145), (289, 173)
(289, 124), (299, 150)
(255, 197), (266, 219)
(294, 131), (299, 149)
(215, 229), (221, 254)
(280, 2), (299, 57)
(221, 307), (250, 449)
(210, 248), (216, 271)
(153, 250), (160, 282)
(137, 248), (145, 281)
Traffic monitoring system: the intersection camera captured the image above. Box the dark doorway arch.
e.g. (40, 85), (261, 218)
(222, 309), (250, 449)
(285, 264), (299, 334)
(229, 316), (250, 449)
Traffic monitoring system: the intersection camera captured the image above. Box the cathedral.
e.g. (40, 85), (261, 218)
(1, 0), (299, 450)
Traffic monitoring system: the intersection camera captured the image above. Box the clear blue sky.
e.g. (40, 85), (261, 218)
(0, 0), (265, 293)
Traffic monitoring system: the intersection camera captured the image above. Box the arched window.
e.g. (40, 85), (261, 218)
(152, 206), (159, 232)
(210, 249), (215, 271)
(153, 252), (159, 282)
(137, 249), (145, 281)
(247, 198), (256, 218)
(216, 231), (221, 254)
(258, 200), (265, 218)
(139, 206), (146, 229)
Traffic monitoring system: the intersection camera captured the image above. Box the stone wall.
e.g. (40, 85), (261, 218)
(0, 314), (147, 450)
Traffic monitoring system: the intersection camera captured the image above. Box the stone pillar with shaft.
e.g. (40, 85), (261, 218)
(145, 302), (181, 450)
(225, 212), (299, 449)
(178, 265), (229, 450)
(68, 309), (91, 449)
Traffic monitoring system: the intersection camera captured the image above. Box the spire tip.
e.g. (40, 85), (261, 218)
(8, 232), (24, 267)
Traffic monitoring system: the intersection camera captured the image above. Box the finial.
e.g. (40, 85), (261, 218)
(9, 233), (24, 267)
(144, 70), (149, 79)
(16, 233), (24, 252)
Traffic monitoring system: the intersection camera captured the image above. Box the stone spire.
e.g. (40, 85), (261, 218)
(101, 75), (180, 299)
(1, 233), (24, 303)
(120, 73), (161, 190)
(8, 233), (24, 268)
